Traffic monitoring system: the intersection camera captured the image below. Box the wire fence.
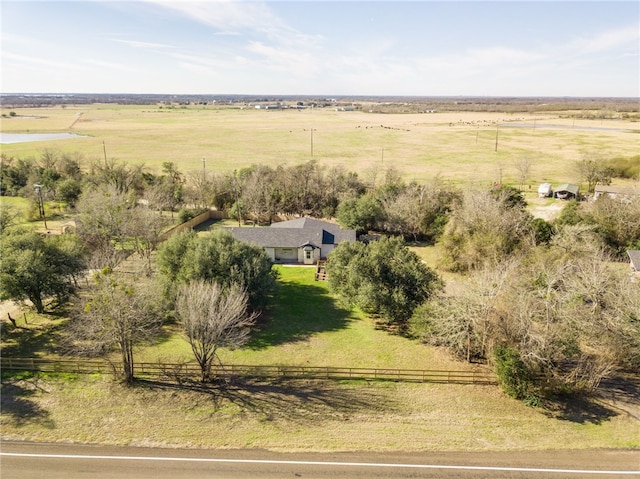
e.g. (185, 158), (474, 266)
(0, 357), (496, 385)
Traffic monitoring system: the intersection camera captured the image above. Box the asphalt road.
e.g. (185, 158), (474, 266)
(1, 442), (639, 479)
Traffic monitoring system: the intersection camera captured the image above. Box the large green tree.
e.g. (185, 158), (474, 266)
(0, 227), (86, 313)
(326, 236), (442, 324)
(336, 193), (382, 234)
(157, 229), (277, 310)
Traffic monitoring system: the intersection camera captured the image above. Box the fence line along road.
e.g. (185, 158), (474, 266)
(0, 357), (496, 385)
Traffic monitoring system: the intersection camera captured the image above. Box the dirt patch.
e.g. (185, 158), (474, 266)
(597, 374), (640, 422)
(527, 196), (565, 221)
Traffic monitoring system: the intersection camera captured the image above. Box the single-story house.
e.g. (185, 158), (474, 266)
(538, 182), (553, 198)
(554, 183), (580, 200)
(226, 217), (356, 265)
(593, 185), (640, 201)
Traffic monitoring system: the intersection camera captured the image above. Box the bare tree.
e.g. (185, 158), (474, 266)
(441, 188), (533, 271)
(582, 195), (640, 254)
(381, 187), (422, 241)
(514, 157), (532, 191)
(125, 205), (172, 275)
(241, 164), (280, 223)
(87, 157), (145, 195)
(362, 162), (383, 190)
(574, 155), (611, 194)
(414, 225), (640, 396)
(176, 280), (258, 382)
(69, 271), (163, 384)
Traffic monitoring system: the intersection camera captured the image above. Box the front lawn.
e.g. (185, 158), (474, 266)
(139, 265), (465, 371)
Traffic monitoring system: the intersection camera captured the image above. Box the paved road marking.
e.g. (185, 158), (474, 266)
(2, 452), (639, 475)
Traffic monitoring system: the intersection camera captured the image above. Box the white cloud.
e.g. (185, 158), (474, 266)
(112, 39), (174, 50)
(83, 59), (139, 72)
(2, 51), (85, 71)
(245, 41), (316, 71)
(133, 0), (325, 81)
(169, 51), (233, 69)
(142, 0), (288, 37)
(575, 24), (640, 54)
(178, 61), (218, 75)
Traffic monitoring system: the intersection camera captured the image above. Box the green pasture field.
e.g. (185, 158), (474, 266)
(2, 104), (638, 185)
(2, 266), (638, 451)
(0, 196), (29, 215)
(0, 266), (463, 371)
(136, 266), (463, 370)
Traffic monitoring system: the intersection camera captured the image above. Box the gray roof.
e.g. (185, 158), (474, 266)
(226, 218), (356, 248)
(628, 250), (640, 271)
(555, 183), (580, 195)
(595, 185), (640, 196)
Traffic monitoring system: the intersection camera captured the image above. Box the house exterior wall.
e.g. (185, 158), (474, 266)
(321, 244), (336, 258)
(274, 247), (298, 262)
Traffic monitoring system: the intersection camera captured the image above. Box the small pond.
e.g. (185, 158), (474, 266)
(0, 132), (88, 144)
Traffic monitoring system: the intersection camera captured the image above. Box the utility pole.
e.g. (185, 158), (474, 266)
(34, 183), (48, 230)
(233, 172), (241, 227)
(494, 125), (500, 152)
(199, 158), (207, 209)
(310, 128), (314, 156)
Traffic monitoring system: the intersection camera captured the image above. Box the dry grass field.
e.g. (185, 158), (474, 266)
(2, 374), (638, 452)
(2, 104), (638, 186)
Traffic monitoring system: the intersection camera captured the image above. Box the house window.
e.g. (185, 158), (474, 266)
(305, 250), (312, 260)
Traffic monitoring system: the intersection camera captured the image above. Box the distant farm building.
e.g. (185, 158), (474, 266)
(538, 183), (553, 198)
(254, 104), (281, 110)
(554, 183), (580, 200)
(593, 185), (640, 201)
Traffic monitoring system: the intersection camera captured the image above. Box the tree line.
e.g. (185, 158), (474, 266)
(1, 149), (638, 249)
(1, 149), (638, 400)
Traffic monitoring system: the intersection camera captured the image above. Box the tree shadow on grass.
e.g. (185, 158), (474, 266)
(543, 374), (640, 424)
(595, 373), (640, 421)
(135, 376), (394, 425)
(0, 375), (55, 429)
(543, 394), (619, 424)
(248, 280), (352, 350)
(0, 319), (66, 358)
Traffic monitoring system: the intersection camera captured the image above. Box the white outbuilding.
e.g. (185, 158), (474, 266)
(538, 183), (553, 198)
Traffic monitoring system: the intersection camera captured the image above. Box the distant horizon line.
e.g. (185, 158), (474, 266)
(2, 92), (638, 100)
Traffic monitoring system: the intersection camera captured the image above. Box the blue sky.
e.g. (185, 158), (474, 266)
(1, 1), (638, 96)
